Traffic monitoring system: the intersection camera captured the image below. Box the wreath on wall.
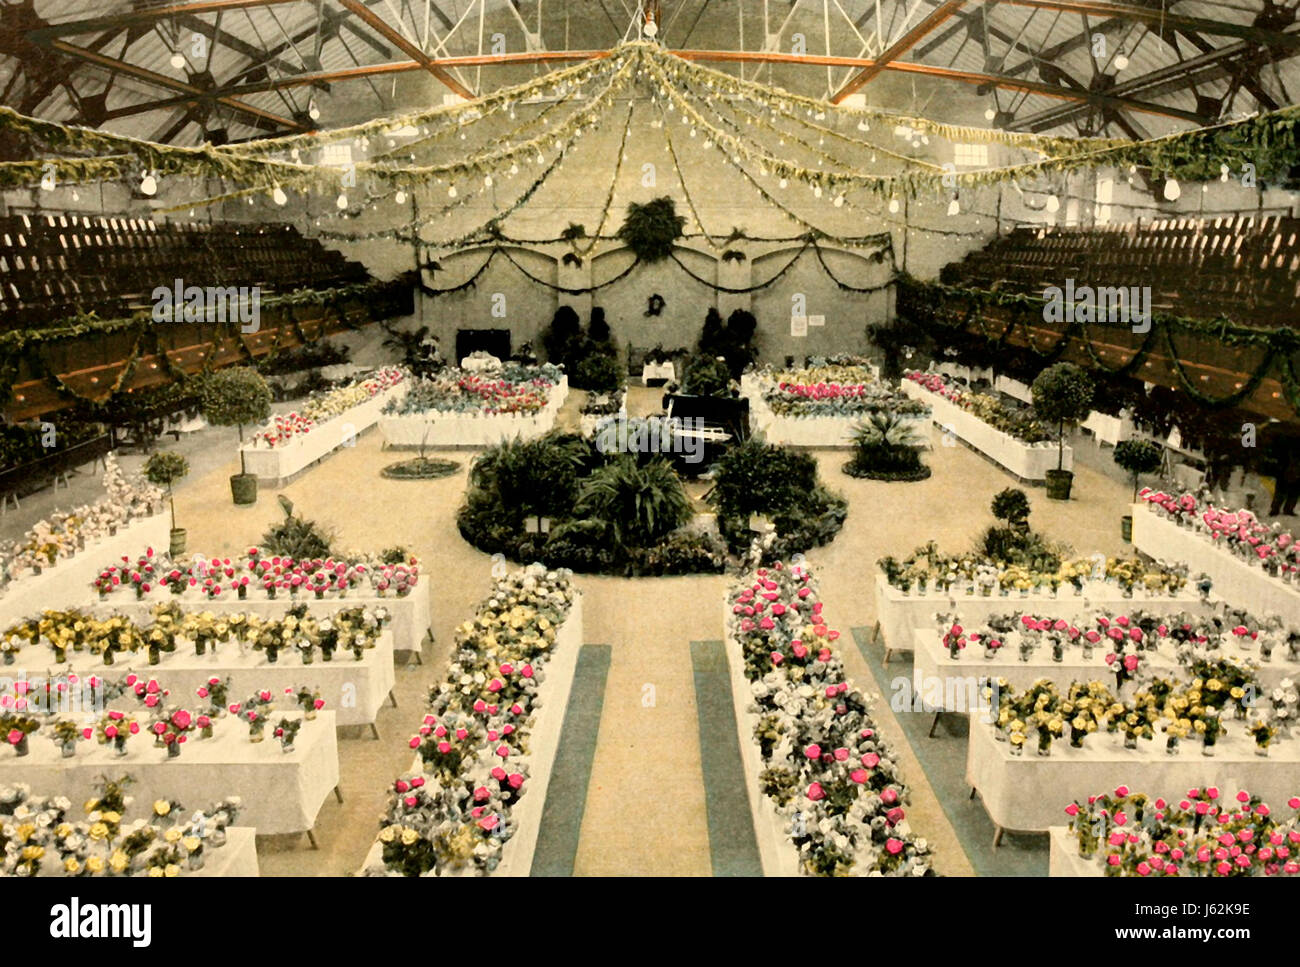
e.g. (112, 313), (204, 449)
(617, 197), (686, 263)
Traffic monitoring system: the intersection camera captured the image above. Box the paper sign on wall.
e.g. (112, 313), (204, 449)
(790, 315), (808, 337)
(808, 314), (825, 327)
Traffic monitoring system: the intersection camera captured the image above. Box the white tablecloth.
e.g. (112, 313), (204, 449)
(461, 355), (502, 373)
(1081, 411), (1135, 446)
(902, 380), (1072, 480)
(360, 594), (584, 876)
(82, 582), (431, 655)
(994, 375), (1033, 403)
(911, 626), (1296, 712)
(872, 572), (1206, 657)
(240, 383), (408, 483)
(41, 631), (395, 729)
(641, 362), (676, 385)
(966, 711), (1293, 833)
(1132, 506), (1300, 623)
(739, 373), (926, 448)
(379, 378), (567, 449)
(0, 711), (338, 835)
(0, 514), (170, 626)
(1048, 826), (1101, 877)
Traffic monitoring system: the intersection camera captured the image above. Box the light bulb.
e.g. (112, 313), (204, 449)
(888, 198), (900, 214)
(1046, 194), (1060, 213)
(643, 20), (658, 38)
(947, 198), (960, 216)
(857, 120), (870, 132)
(170, 51), (186, 70)
(510, 163), (519, 175)
(272, 186), (287, 206)
(484, 175), (493, 187)
(1114, 53), (1129, 71)
(308, 99), (320, 121)
(448, 185), (458, 198)
(395, 190), (407, 204)
(779, 178), (788, 189)
(1163, 178), (1181, 201)
(985, 108), (996, 121)
(336, 193), (348, 209)
(813, 185), (823, 198)
(833, 195), (845, 208)
(139, 173), (158, 196)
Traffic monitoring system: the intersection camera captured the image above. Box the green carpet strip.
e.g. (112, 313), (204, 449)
(530, 644), (611, 877)
(690, 640), (764, 877)
(850, 627), (1049, 877)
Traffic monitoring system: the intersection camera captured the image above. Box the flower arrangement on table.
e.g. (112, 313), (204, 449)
(903, 370), (1057, 444)
(1064, 784), (1300, 876)
(0, 454), (163, 581)
(755, 362), (930, 419)
(371, 563), (577, 877)
(1139, 489), (1300, 583)
(0, 776), (243, 877)
(0, 603), (389, 666)
(93, 545), (419, 602)
(937, 607), (1294, 666)
(729, 560), (934, 877)
(986, 655), (1276, 757)
(383, 363), (562, 418)
(248, 367), (406, 448)
(878, 545), (1191, 598)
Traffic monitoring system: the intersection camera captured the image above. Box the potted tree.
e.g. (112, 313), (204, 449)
(1031, 363), (1094, 500)
(143, 450), (190, 556)
(1114, 438), (1164, 541)
(200, 367), (272, 505)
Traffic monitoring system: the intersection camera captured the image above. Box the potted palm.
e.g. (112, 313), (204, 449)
(1114, 438), (1164, 541)
(143, 450), (190, 556)
(1031, 363), (1094, 500)
(200, 367), (272, 505)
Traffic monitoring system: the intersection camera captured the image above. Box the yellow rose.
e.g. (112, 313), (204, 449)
(101, 811), (121, 825)
(86, 856), (104, 873)
(109, 851), (128, 873)
(148, 867), (164, 877)
(378, 825), (398, 843)
(64, 857), (81, 874)
(183, 836), (201, 852)
(400, 827), (420, 846)
(164, 827), (183, 843)
(21, 845), (43, 861)
(154, 800), (171, 817)
(164, 864), (180, 877)
(88, 822), (109, 841)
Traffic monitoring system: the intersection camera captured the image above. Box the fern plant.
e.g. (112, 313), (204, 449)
(574, 456), (693, 551)
(262, 496), (334, 560)
(844, 412), (929, 481)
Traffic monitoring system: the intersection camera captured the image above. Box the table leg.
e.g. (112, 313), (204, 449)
(389, 690), (398, 708)
(992, 825), (1004, 849)
(307, 829), (319, 850)
(928, 712), (942, 738)
(969, 786), (978, 801)
(883, 647), (893, 666)
(334, 785), (344, 804)
(370, 723), (381, 741)
(870, 620), (881, 644)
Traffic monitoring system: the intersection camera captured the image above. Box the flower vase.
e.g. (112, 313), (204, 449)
(1256, 743), (1270, 757)
(314, 590), (325, 600)
(266, 648), (278, 664)
(1009, 741), (1023, 756)
(1082, 645), (1094, 661)
(11, 735), (28, 757)
(195, 640), (206, 657)
(984, 647), (997, 660)
(148, 647), (160, 666)
(186, 851), (204, 872)
(201, 725), (213, 739)
(1165, 736), (1179, 755)
(979, 586), (992, 597)
(300, 649), (313, 665)
(422, 759), (435, 773)
(249, 727), (265, 743)
(1202, 734), (1218, 757)
(2, 652), (12, 666)
(1036, 738), (1051, 757)
(114, 735), (127, 756)
(167, 741), (181, 759)
(1052, 642), (1064, 663)
(1018, 589), (1029, 599)
(304, 709), (316, 721)
(321, 647), (333, 663)
(237, 586), (247, 601)
(1124, 733), (1138, 750)
(281, 740), (295, 754)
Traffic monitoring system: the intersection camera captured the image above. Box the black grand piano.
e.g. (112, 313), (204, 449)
(662, 393), (749, 475)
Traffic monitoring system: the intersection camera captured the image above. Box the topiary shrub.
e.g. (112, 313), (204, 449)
(991, 487), (1031, 530)
(573, 353), (625, 395)
(143, 450), (189, 530)
(542, 306), (582, 367)
(844, 412), (930, 481)
(588, 306), (612, 345)
(1114, 438), (1164, 501)
(1031, 363), (1095, 471)
(200, 367), (272, 476)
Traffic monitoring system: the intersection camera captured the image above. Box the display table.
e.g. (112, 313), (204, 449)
(1132, 505), (1300, 622)
(739, 370), (924, 448)
(966, 712), (1295, 838)
(379, 378), (567, 449)
(871, 572), (1206, 662)
(641, 362), (675, 386)
(49, 631), (395, 733)
(34, 826), (259, 878)
(902, 380), (1071, 481)
(85, 581), (431, 657)
(0, 711), (338, 838)
(241, 383), (408, 485)
(994, 375), (1033, 404)
(0, 514), (170, 627)
(1081, 411), (1135, 447)
(722, 614), (802, 876)
(360, 594), (584, 876)
(911, 627), (1298, 713)
(1048, 826), (1102, 877)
